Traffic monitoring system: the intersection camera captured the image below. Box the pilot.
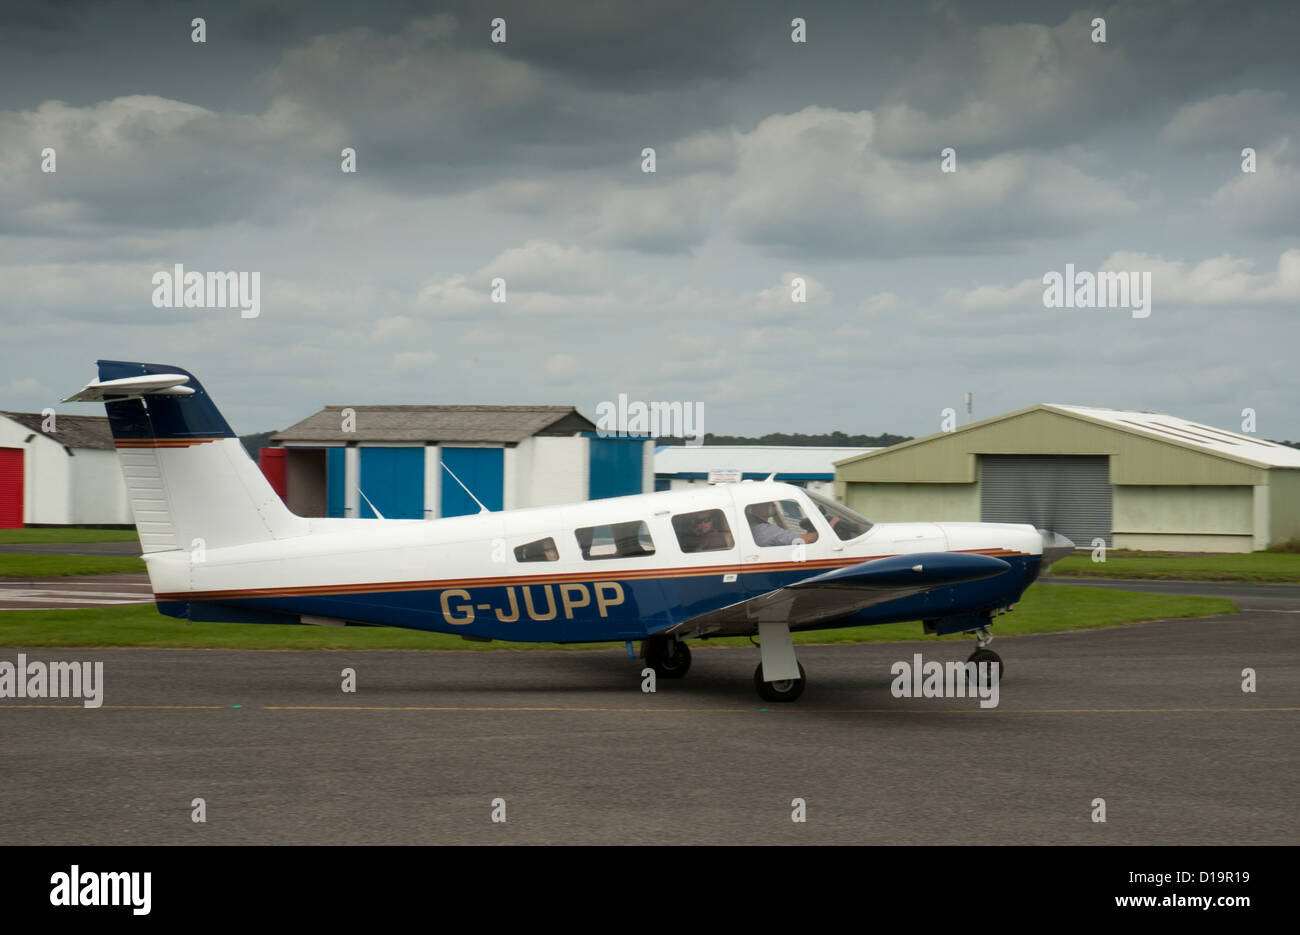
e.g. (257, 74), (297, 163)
(745, 504), (817, 547)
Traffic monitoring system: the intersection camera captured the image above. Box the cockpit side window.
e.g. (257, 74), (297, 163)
(805, 490), (874, 541)
(514, 537), (559, 562)
(743, 499), (817, 548)
(671, 509), (734, 553)
(575, 520), (656, 560)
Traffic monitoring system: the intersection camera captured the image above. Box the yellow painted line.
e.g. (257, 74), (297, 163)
(266, 705), (754, 712)
(263, 705), (1300, 714)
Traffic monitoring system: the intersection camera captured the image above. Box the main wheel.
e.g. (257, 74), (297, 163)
(754, 662), (806, 703)
(644, 636), (692, 679)
(967, 648), (1003, 687)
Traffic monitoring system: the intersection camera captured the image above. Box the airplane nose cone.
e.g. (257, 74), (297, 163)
(1038, 529), (1075, 566)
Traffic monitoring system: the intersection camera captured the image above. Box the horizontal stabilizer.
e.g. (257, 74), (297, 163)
(62, 373), (194, 403)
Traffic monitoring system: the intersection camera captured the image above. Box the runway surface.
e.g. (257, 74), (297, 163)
(1, 597), (1296, 845)
(0, 574), (152, 610)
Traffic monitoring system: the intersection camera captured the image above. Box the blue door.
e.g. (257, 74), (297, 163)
(588, 436), (644, 500)
(359, 447), (425, 519)
(440, 447), (504, 517)
(326, 447), (347, 518)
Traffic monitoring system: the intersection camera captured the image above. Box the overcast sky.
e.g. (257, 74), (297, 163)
(3, 0), (1298, 440)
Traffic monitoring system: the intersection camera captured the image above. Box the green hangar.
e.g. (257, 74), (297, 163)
(834, 404), (1300, 553)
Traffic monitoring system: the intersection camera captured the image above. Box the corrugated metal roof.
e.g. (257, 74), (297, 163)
(272, 405), (595, 444)
(1045, 405), (1300, 468)
(1, 411), (115, 450)
(655, 445), (876, 477)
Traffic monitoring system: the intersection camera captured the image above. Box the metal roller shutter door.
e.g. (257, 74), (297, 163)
(979, 455), (1111, 547)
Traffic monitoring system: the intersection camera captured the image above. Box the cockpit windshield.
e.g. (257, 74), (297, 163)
(805, 490), (874, 541)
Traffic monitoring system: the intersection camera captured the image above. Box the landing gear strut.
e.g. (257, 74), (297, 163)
(967, 625), (1003, 685)
(643, 634), (692, 678)
(753, 618), (806, 702)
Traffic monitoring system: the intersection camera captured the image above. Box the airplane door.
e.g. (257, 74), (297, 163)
(727, 487), (794, 596)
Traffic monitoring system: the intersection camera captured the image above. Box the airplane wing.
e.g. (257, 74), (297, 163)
(663, 551), (1012, 639)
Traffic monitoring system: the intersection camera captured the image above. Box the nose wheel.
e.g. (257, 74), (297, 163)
(967, 625), (1003, 683)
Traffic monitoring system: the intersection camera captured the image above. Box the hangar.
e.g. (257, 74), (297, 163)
(835, 404), (1300, 553)
(0, 411), (130, 528)
(263, 405), (651, 519)
(655, 446), (875, 498)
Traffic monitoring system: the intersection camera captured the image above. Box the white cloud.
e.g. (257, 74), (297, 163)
(1207, 138), (1300, 236)
(942, 249), (1300, 312)
(720, 106), (1134, 257)
(1161, 90), (1290, 147)
(752, 271), (831, 319)
(1100, 249), (1300, 306)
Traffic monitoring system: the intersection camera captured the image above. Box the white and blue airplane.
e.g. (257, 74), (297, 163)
(66, 360), (1074, 702)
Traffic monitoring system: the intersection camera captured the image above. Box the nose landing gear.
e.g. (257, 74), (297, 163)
(967, 625), (1003, 685)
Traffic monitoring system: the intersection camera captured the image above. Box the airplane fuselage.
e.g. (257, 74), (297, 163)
(147, 481), (1044, 643)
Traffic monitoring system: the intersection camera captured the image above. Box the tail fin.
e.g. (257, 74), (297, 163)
(65, 360), (307, 553)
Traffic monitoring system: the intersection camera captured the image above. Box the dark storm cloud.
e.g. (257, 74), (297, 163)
(872, 0), (1300, 157)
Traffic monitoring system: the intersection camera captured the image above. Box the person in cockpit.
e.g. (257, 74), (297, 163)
(745, 503), (817, 546)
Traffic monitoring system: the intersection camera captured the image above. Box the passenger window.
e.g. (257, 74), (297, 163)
(575, 521), (656, 560)
(672, 509), (734, 553)
(743, 500), (817, 548)
(514, 537), (558, 562)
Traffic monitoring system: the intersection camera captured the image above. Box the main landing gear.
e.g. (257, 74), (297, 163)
(643, 634), (692, 678)
(753, 618), (805, 703)
(967, 625), (1003, 686)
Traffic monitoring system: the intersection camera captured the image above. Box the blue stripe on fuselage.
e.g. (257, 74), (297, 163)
(154, 555), (1043, 642)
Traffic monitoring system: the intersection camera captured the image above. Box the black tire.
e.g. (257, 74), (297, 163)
(966, 648), (1003, 687)
(644, 636), (692, 679)
(754, 662), (806, 703)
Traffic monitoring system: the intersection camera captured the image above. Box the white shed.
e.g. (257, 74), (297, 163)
(0, 411), (131, 527)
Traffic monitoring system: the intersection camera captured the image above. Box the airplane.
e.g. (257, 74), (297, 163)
(66, 360), (1076, 702)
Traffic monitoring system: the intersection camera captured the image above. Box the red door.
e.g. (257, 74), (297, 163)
(259, 447), (287, 503)
(0, 448), (23, 528)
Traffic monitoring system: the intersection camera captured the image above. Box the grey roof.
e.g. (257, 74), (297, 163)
(1, 411), (115, 450)
(272, 405), (596, 444)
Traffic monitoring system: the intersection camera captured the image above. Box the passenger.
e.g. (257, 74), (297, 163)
(694, 512), (731, 551)
(745, 503), (817, 546)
